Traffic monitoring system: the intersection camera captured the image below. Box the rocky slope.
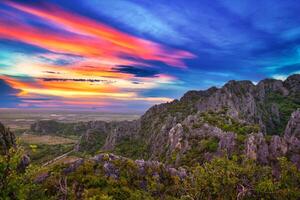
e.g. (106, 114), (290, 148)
(4, 74), (300, 199)
(70, 74), (299, 163)
(29, 74), (300, 167)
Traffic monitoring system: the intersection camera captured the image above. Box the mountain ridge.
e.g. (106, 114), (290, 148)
(30, 74), (300, 166)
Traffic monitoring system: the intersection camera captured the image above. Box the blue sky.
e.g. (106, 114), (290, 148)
(0, 0), (299, 111)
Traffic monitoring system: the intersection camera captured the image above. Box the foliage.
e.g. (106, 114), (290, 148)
(76, 130), (107, 154)
(22, 143), (74, 164)
(200, 110), (260, 135)
(114, 137), (148, 159)
(265, 92), (300, 134)
(180, 137), (219, 166)
(189, 156), (300, 200)
(0, 147), (47, 200)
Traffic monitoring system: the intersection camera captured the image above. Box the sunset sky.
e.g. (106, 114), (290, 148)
(1, 0), (300, 111)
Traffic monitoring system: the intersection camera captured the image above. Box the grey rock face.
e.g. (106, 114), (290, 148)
(74, 120), (140, 152)
(269, 136), (288, 160)
(283, 109), (300, 167)
(284, 109), (300, 152)
(168, 123), (184, 152)
(245, 133), (269, 164)
(284, 109), (300, 142)
(63, 158), (84, 174)
(17, 155), (31, 172)
(54, 74), (299, 167)
(284, 74), (300, 93)
(102, 120), (140, 150)
(218, 132), (236, 155)
(0, 123), (31, 173)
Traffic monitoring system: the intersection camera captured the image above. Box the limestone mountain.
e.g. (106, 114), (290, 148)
(70, 74), (299, 164)
(29, 74), (300, 167)
(4, 74), (300, 199)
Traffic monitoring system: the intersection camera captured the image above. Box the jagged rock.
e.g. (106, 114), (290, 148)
(245, 133), (269, 164)
(290, 154), (300, 168)
(17, 155), (31, 172)
(63, 158), (84, 174)
(284, 74), (300, 93)
(0, 122), (16, 154)
(55, 74), (299, 167)
(218, 132), (236, 155)
(0, 123), (31, 174)
(168, 123), (184, 152)
(75, 129), (107, 152)
(284, 109), (300, 152)
(76, 120), (140, 152)
(268, 136), (288, 160)
(34, 172), (50, 183)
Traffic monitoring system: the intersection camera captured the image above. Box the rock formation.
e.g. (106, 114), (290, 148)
(29, 74), (300, 167)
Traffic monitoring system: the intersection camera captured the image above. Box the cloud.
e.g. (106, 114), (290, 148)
(0, 79), (21, 107)
(41, 78), (115, 84)
(43, 71), (61, 74)
(112, 65), (159, 78)
(3, 1), (194, 68)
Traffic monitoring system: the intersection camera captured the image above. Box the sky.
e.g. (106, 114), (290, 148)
(0, 0), (300, 111)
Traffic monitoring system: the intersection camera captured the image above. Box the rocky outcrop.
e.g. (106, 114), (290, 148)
(69, 74), (299, 167)
(0, 122), (16, 155)
(284, 109), (300, 167)
(242, 109), (299, 166)
(284, 109), (300, 152)
(0, 122), (30, 170)
(268, 136), (288, 161)
(75, 120), (140, 152)
(245, 133), (269, 164)
(37, 153), (187, 186)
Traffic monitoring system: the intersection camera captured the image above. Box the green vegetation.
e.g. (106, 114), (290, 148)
(180, 137), (219, 166)
(0, 147), (47, 199)
(23, 155), (300, 200)
(114, 137), (148, 160)
(265, 92), (300, 134)
(190, 156), (300, 200)
(200, 109), (260, 135)
(22, 143), (74, 164)
(2, 121), (300, 199)
(76, 130), (107, 154)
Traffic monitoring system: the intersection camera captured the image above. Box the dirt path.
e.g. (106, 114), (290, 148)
(42, 150), (74, 167)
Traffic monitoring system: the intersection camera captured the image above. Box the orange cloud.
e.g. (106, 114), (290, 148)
(5, 1), (195, 68)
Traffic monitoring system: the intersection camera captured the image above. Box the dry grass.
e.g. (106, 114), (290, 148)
(50, 156), (80, 166)
(19, 133), (77, 145)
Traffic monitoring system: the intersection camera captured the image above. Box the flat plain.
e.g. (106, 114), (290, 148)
(0, 108), (141, 130)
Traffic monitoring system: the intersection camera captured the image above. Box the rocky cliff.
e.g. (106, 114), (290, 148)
(72, 74), (299, 164)
(0, 122), (30, 171)
(29, 74), (300, 167)
(0, 122), (16, 155)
